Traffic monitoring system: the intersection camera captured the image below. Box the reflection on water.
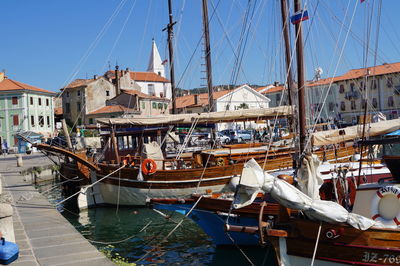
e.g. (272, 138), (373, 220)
(36, 179), (277, 265)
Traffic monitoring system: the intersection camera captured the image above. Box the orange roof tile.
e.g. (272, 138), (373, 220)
(0, 78), (55, 94)
(105, 70), (170, 83)
(175, 90), (229, 109)
(121, 89), (168, 100)
(306, 76), (342, 87)
(65, 78), (96, 89)
(88, 105), (135, 115)
(337, 62), (400, 81)
(259, 85), (285, 94)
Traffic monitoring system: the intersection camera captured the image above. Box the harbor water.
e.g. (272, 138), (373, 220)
(36, 179), (277, 265)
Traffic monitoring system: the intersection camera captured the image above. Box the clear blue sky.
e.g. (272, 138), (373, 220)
(1, 0), (399, 93)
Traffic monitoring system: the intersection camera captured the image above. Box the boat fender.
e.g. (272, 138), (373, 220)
(141, 159), (157, 175)
(0, 238), (19, 265)
(371, 186), (400, 227)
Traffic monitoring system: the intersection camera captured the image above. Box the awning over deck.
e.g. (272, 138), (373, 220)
(96, 105), (294, 126)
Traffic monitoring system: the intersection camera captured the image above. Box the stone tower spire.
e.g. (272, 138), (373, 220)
(147, 39), (165, 78)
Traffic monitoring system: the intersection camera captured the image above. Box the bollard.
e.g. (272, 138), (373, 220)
(16, 155), (23, 167)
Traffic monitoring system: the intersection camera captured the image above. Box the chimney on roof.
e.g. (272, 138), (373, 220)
(273, 81), (279, 86)
(93, 74), (98, 80)
(194, 94), (199, 105)
(115, 65), (120, 95)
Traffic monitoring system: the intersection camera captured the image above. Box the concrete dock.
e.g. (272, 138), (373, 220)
(0, 154), (114, 266)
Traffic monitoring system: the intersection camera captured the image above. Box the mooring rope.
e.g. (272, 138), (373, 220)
(87, 221), (152, 245)
(55, 164), (126, 206)
(136, 195), (204, 263)
(311, 221), (322, 266)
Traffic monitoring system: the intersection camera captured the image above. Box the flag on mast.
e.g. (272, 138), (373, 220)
(290, 9), (309, 24)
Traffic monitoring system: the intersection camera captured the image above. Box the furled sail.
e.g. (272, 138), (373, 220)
(232, 159), (376, 230)
(311, 118), (400, 146)
(96, 105), (294, 126)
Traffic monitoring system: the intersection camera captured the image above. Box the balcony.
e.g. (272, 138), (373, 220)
(344, 91), (359, 100)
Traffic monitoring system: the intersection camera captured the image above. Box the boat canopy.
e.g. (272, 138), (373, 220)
(311, 118), (400, 146)
(96, 105), (294, 126)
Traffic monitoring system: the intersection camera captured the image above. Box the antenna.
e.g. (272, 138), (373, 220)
(314, 67), (323, 81)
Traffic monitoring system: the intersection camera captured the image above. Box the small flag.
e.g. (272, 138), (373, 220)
(161, 59), (168, 65)
(290, 9), (309, 24)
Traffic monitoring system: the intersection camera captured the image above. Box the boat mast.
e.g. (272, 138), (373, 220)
(280, 0), (295, 107)
(294, 0), (307, 153)
(201, 0), (214, 112)
(165, 0), (177, 114)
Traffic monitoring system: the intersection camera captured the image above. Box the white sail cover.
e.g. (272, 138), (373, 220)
(311, 118), (400, 146)
(296, 154), (323, 200)
(232, 159), (375, 230)
(96, 105), (294, 126)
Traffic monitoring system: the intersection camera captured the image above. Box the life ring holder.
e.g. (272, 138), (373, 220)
(371, 186), (400, 227)
(141, 159), (157, 175)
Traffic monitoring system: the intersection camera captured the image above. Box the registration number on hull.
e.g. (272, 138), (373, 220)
(362, 252), (400, 264)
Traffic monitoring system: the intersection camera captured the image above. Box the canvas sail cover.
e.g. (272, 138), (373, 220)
(96, 105), (294, 126)
(311, 118), (400, 146)
(232, 159), (376, 230)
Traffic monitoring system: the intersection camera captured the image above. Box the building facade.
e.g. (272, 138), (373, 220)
(0, 74), (55, 149)
(62, 76), (116, 126)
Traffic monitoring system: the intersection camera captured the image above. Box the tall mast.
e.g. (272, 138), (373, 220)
(202, 0), (214, 112)
(280, 0), (294, 107)
(294, 0), (307, 153)
(166, 0), (177, 114)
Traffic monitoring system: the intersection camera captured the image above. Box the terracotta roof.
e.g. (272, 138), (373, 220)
(105, 70), (170, 83)
(175, 90), (229, 109)
(121, 89), (168, 100)
(0, 78), (54, 94)
(54, 107), (63, 115)
(88, 105), (135, 115)
(337, 62), (400, 81)
(306, 77), (342, 87)
(65, 78), (96, 89)
(259, 85), (285, 94)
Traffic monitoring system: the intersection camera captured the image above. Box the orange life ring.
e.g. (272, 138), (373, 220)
(142, 159), (157, 175)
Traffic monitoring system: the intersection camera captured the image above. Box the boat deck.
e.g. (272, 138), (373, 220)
(0, 154), (113, 266)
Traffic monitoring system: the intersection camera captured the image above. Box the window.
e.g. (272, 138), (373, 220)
(47, 116), (50, 127)
(339, 85), (345, 93)
(46, 99), (49, 106)
(340, 102), (346, 111)
(388, 96), (394, 107)
(164, 103), (168, 109)
(89, 118), (94, 124)
(66, 103), (70, 113)
(275, 93), (281, 102)
(148, 84), (155, 96)
(12, 97), (18, 105)
(77, 102), (81, 111)
(350, 83), (355, 91)
(387, 77), (393, 88)
(372, 98), (378, 108)
(152, 102), (157, 109)
(77, 90), (81, 96)
(30, 97), (33, 105)
(225, 104), (230, 111)
(141, 102), (145, 109)
(158, 103), (163, 109)
(13, 115), (19, 126)
(328, 102), (334, 111)
(372, 80), (378, 90)
(78, 118), (82, 125)
(361, 99), (367, 108)
(351, 101), (356, 110)
(66, 92), (70, 97)
(39, 116), (44, 127)
(30, 116), (35, 127)
(106, 90), (110, 96)
(38, 98), (42, 105)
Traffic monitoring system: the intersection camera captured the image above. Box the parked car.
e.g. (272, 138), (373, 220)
(232, 130), (253, 143)
(216, 133), (231, 144)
